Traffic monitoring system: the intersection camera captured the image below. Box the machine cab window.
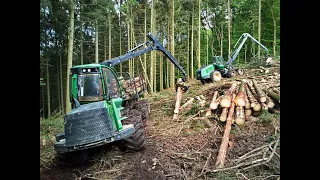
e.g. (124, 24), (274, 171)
(212, 56), (225, 66)
(103, 68), (121, 99)
(77, 68), (103, 102)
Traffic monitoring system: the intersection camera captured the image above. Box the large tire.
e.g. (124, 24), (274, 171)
(118, 109), (146, 152)
(227, 69), (237, 78)
(237, 68), (244, 76)
(133, 100), (150, 122)
(210, 71), (222, 82)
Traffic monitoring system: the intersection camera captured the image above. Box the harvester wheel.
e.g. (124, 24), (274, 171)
(133, 100), (150, 122)
(118, 109), (146, 152)
(237, 68), (244, 75)
(210, 71), (222, 82)
(227, 69), (237, 77)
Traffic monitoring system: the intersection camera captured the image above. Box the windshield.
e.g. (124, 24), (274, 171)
(213, 56), (225, 65)
(77, 73), (103, 101)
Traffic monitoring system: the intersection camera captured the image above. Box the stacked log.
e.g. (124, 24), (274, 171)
(121, 76), (147, 98)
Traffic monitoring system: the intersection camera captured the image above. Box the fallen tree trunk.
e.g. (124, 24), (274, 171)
(246, 80), (258, 97)
(252, 79), (266, 103)
(234, 81), (246, 107)
(220, 83), (238, 108)
(272, 88), (280, 94)
(261, 102), (268, 111)
(206, 91), (219, 117)
(245, 92), (251, 109)
(215, 98), (236, 169)
(219, 107), (228, 122)
(245, 109), (252, 116)
(179, 97), (195, 112)
(245, 83), (259, 109)
(263, 89), (280, 103)
(265, 96), (275, 108)
(173, 79), (184, 120)
(235, 106), (245, 125)
(210, 96), (223, 110)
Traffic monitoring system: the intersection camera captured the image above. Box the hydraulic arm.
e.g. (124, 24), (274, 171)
(101, 32), (187, 82)
(226, 33), (269, 65)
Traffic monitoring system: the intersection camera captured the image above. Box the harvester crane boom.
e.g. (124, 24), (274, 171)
(226, 33), (269, 65)
(101, 32), (187, 82)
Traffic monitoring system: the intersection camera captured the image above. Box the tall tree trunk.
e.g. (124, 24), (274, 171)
(258, 0), (261, 59)
(104, 33), (107, 60)
(191, 2), (194, 79)
(154, 51), (157, 92)
(271, 0), (277, 59)
(167, 21), (170, 88)
(227, 0), (231, 55)
(95, 19), (99, 63)
(57, 59), (61, 111)
(159, 30), (163, 91)
(65, 0), (74, 114)
(197, 0), (201, 69)
(150, 0), (155, 93)
(206, 1), (209, 65)
(119, 7), (122, 73)
(109, 15), (111, 59)
(42, 85), (45, 118)
(59, 52), (64, 113)
(127, 11), (131, 76)
(80, 25), (83, 65)
(221, 23), (223, 57)
(46, 57), (51, 117)
(170, 0), (175, 88)
(131, 15), (134, 77)
(252, 22), (255, 56)
(187, 18), (190, 81)
(144, 7), (147, 81)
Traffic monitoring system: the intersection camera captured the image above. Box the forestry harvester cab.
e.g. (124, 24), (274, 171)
(196, 33), (269, 83)
(54, 32), (188, 164)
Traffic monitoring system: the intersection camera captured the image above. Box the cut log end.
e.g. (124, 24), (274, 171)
(245, 109), (252, 116)
(260, 97), (267, 103)
(267, 101), (275, 109)
(253, 104), (261, 111)
(245, 103), (251, 109)
(220, 98), (231, 108)
(205, 110), (212, 117)
(235, 117), (245, 126)
(236, 99), (246, 107)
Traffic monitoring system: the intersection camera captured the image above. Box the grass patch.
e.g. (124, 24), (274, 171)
(258, 110), (280, 124)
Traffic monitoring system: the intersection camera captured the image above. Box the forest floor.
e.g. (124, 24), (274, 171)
(40, 65), (280, 180)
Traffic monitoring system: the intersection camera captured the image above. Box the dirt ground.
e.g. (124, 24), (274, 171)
(40, 67), (280, 180)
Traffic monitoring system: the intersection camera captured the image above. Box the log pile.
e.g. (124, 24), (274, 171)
(120, 75), (147, 99)
(172, 69), (280, 170)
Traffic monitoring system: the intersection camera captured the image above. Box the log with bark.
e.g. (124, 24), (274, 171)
(245, 92), (251, 109)
(215, 97), (236, 169)
(261, 102), (268, 111)
(265, 96), (275, 109)
(252, 79), (266, 103)
(245, 83), (261, 111)
(219, 107), (228, 122)
(272, 88), (280, 94)
(245, 109), (252, 116)
(179, 97), (195, 112)
(220, 83), (238, 108)
(246, 80), (257, 95)
(259, 66), (270, 74)
(263, 89), (280, 103)
(234, 80), (246, 107)
(210, 96), (223, 110)
(235, 106), (245, 125)
(173, 79), (184, 120)
(206, 91), (219, 117)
